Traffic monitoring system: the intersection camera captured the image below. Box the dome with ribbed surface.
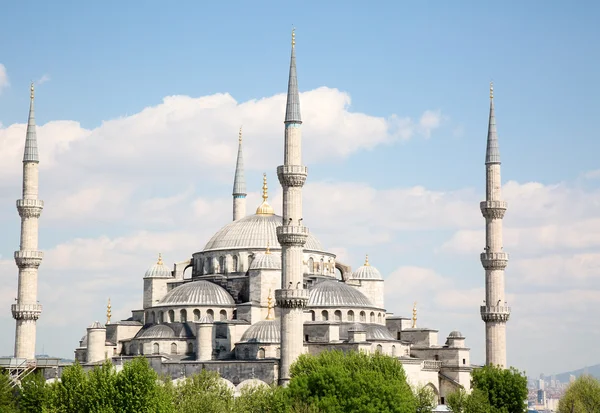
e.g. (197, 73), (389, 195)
(341, 323), (395, 341)
(352, 265), (383, 280)
(144, 254), (172, 278)
(136, 324), (175, 339)
(240, 319), (280, 343)
(203, 214), (324, 252)
(448, 330), (464, 338)
(250, 252), (281, 270)
(308, 280), (373, 308)
(88, 321), (105, 329)
(155, 280), (234, 307)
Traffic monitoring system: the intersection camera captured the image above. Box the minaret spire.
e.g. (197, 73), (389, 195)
(276, 28), (309, 386)
(232, 126), (247, 221)
(480, 82), (510, 368)
(13, 83), (44, 360)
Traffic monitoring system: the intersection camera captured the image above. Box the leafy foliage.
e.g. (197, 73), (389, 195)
(17, 372), (49, 413)
(173, 369), (233, 413)
(0, 370), (18, 413)
(558, 375), (600, 413)
(286, 350), (416, 413)
(471, 365), (527, 413)
(414, 384), (437, 413)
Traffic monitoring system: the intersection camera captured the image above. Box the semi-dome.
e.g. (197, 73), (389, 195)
(136, 324), (175, 339)
(250, 250), (281, 270)
(203, 214), (324, 252)
(144, 254), (172, 278)
(155, 280), (235, 307)
(351, 255), (383, 280)
(308, 280), (373, 308)
(240, 319), (280, 343)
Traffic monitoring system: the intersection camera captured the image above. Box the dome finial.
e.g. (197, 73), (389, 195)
(262, 172), (268, 202)
(266, 289), (275, 320)
(157, 253), (163, 265)
(412, 302), (417, 328)
(106, 298), (112, 325)
(291, 26), (295, 47)
(30, 82), (35, 100)
(364, 254), (370, 266)
(266, 241), (271, 254)
(239, 125), (243, 143)
(256, 173), (274, 215)
(490, 81), (494, 100)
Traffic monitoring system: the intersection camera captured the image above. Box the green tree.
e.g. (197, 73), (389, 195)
(113, 357), (172, 413)
(233, 384), (290, 413)
(558, 375), (600, 413)
(173, 369), (233, 413)
(17, 371), (50, 413)
(414, 384), (437, 413)
(50, 362), (89, 413)
(471, 365), (527, 413)
(447, 388), (492, 413)
(84, 361), (118, 412)
(286, 350), (416, 413)
(0, 370), (18, 413)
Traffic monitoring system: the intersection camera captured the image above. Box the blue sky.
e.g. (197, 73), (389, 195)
(1, 1), (599, 377)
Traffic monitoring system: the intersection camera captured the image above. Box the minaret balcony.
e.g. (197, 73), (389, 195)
(480, 305), (511, 322)
(16, 199), (44, 218)
(275, 288), (309, 309)
(11, 303), (43, 320)
(480, 252), (508, 270)
(276, 226), (309, 247)
(480, 200), (507, 219)
(14, 250), (44, 269)
(277, 165), (308, 187)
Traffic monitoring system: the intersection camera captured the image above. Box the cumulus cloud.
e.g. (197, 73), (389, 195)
(0, 64), (8, 93)
(37, 74), (50, 85)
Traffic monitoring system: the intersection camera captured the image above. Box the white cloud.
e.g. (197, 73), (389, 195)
(37, 74), (50, 85)
(0, 64), (8, 93)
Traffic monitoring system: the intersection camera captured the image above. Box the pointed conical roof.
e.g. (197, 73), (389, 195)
(284, 29), (302, 124)
(233, 127), (246, 196)
(485, 82), (500, 165)
(24, 83), (39, 163)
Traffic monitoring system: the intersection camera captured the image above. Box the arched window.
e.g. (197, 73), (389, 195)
(180, 309), (187, 323)
(392, 345), (397, 357)
(247, 255), (253, 269)
(320, 258), (324, 274)
(171, 343), (177, 355)
(219, 256), (226, 273)
(257, 348), (265, 359)
(207, 309), (214, 321)
(308, 258), (314, 273)
(153, 343), (159, 354)
(309, 310), (316, 321)
(204, 259), (210, 274)
(150, 311), (155, 324)
(232, 255), (238, 272)
(348, 310), (355, 322)
(220, 309), (227, 321)
(376, 344), (382, 354)
(370, 312), (375, 323)
(377, 313), (382, 324)
(334, 310), (342, 321)
(140, 345), (144, 355)
(244, 348), (250, 359)
(158, 311), (164, 324)
(360, 311), (366, 322)
(193, 309), (201, 321)
(187, 342), (194, 354)
(168, 310), (175, 323)
(276, 348), (280, 358)
(321, 310), (329, 321)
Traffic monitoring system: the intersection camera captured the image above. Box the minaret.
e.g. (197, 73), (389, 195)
(232, 126), (247, 221)
(12, 83), (44, 360)
(480, 82), (510, 368)
(276, 28), (309, 386)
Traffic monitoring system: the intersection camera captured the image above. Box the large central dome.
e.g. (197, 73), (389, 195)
(203, 213), (324, 252)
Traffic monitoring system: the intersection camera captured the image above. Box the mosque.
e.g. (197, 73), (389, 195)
(8, 30), (511, 404)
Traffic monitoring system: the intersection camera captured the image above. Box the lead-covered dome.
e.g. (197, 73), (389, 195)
(341, 323), (395, 341)
(136, 324), (175, 339)
(203, 214), (324, 252)
(155, 280), (235, 307)
(308, 280), (373, 308)
(240, 319), (280, 343)
(250, 251), (281, 270)
(351, 255), (383, 280)
(144, 254), (172, 278)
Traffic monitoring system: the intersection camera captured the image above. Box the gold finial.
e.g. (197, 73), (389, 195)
(256, 173), (275, 215)
(30, 82), (35, 100)
(412, 302), (417, 328)
(266, 241), (271, 254)
(262, 173), (268, 202)
(292, 27), (296, 47)
(157, 253), (163, 265)
(106, 298), (112, 325)
(364, 254), (370, 266)
(490, 81), (494, 99)
(266, 289), (275, 320)
(239, 126), (243, 144)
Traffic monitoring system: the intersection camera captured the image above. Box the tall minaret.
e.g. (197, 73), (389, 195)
(276, 28), (309, 386)
(232, 126), (247, 221)
(480, 82), (510, 368)
(12, 83), (44, 360)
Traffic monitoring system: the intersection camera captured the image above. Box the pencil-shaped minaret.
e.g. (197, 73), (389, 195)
(232, 126), (247, 221)
(13, 83), (44, 360)
(276, 28), (309, 385)
(480, 82), (510, 368)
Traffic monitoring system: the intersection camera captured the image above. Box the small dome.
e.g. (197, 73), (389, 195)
(240, 319), (280, 343)
(250, 251), (281, 270)
(197, 314), (213, 323)
(136, 324), (175, 339)
(88, 321), (105, 329)
(308, 280), (373, 308)
(79, 335), (88, 347)
(448, 330), (464, 338)
(341, 323), (395, 341)
(144, 254), (172, 278)
(156, 280), (235, 307)
(351, 255), (383, 280)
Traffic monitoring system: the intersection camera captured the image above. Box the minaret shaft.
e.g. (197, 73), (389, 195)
(276, 30), (309, 386)
(13, 84), (44, 360)
(232, 127), (247, 221)
(480, 83), (510, 368)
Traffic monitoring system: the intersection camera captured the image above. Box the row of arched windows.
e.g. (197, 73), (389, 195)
(308, 310), (385, 323)
(241, 347), (280, 359)
(195, 255), (250, 275)
(146, 308), (229, 324)
(307, 257), (335, 275)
